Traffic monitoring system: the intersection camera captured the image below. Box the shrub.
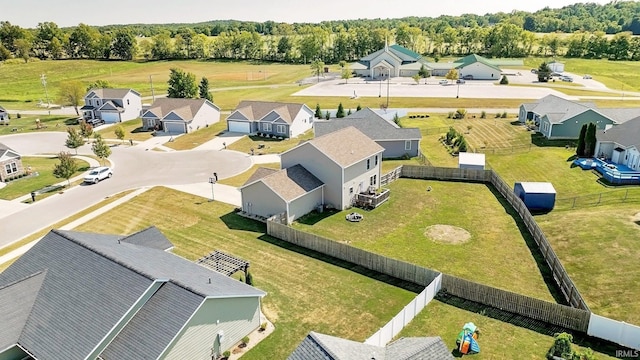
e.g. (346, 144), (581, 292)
(356, 104), (362, 111)
(546, 332), (574, 360)
(260, 322), (267, 331)
(242, 336), (250, 345)
(447, 111), (454, 119)
(455, 108), (467, 119)
(16, 113), (21, 119)
(325, 111), (330, 120)
(393, 113), (400, 125)
(501, 111), (508, 118)
(222, 350), (231, 358)
(495, 113), (501, 118)
(245, 271), (253, 285)
(480, 111), (486, 119)
(500, 75), (509, 85)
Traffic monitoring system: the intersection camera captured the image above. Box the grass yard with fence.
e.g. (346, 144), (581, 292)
(73, 186), (417, 360)
(292, 178), (557, 302)
(536, 203), (640, 325)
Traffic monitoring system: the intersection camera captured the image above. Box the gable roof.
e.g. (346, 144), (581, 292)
(0, 228), (264, 360)
(0, 105), (6, 112)
(523, 95), (608, 124)
(0, 271), (46, 352)
(244, 164), (324, 202)
(314, 108), (421, 141)
(243, 167), (279, 187)
(597, 116), (640, 149)
(142, 98), (219, 122)
(97, 100), (124, 112)
(389, 44), (421, 60)
(288, 332), (454, 360)
(598, 108), (640, 124)
(289, 126), (384, 168)
(0, 142), (20, 159)
(86, 88), (140, 100)
(233, 100), (309, 124)
(454, 54), (502, 71)
(120, 226), (174, 251)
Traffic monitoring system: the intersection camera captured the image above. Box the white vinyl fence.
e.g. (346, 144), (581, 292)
(365, 274), (442, 347)
(588, 314), (640, 351)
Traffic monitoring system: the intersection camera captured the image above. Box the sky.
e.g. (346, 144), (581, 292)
(3, 0), (612, 28)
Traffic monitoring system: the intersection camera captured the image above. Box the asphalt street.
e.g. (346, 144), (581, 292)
(0, 132), (252, 247)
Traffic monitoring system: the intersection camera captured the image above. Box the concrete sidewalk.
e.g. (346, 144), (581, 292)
(135, 133), (180, 151)
(0, 187), (150, 265)
(251, 154), (280, 164)
(193, 131), (245, 151)
(166, 183), (241, 206)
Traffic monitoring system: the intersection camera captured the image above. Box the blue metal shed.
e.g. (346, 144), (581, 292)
(514, 182), (556, 211)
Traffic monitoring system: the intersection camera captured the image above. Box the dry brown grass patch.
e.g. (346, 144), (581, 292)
(424, 224), (471, 244)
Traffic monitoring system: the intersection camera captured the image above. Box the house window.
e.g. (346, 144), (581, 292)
(375, 155), (378, 166)
(127, 99), (130, 105)
(349, 187), (353, 194)
(370, 175), (377, 186)
(276, 125), (286, 134)
(405, 140), (411, 150)
(5, 162), (17, 174)
(366, 159), (370, 170)
(263, 123), (272, 132)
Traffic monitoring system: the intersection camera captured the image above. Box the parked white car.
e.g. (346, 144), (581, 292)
(84, 166), (112, 184)
(439, 80), (448, 85)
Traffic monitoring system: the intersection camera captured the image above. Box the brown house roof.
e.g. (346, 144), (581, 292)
(143, 98), (217, 121)
(233, 101), (307, 124)
(243, 167), (279, 187)
(245, 165), (324, 202)
(305, 126), (384, 168)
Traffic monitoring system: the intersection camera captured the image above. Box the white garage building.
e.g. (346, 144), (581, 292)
(141, 98), (221, 134)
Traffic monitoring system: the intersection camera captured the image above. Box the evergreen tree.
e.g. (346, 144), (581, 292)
(199, 76), (213, 101)
(347, 108), (352, 116)
(52, 151), (78, 186)
(92, 133), (112, 165)
(245, 272), (253, 286)
(585, 122), (597, 157)
(325, 111), (330, 120)
(336, 103), (345, 118)
(65, 127), (85, 154)
(315, 103), (322, 118)
(576, 124), (587, 157)
(356, 104), (362, 112)
(538, 62), (551, 82)
(167, 68), (197, 98)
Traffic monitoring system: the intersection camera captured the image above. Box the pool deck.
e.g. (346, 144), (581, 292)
(574, 157), (640, 184)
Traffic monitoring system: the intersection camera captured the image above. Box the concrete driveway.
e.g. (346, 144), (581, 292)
(0, 132), (252, 247)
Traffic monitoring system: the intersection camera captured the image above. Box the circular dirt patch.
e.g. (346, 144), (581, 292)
(424, 225), (471, 245)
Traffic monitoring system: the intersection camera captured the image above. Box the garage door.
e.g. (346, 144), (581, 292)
(101, 112), (120, 123)
(164, 122), (186, 134)
(228, 121), (251, 133)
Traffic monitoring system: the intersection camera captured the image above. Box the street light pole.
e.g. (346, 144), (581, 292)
(149, 75), (155, 102)
(456, 82), (460, 99)
(40, 74), (50, 107)
(386, 69), (390, 108)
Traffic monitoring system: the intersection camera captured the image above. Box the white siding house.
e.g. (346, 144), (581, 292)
(81, 89), (142, 123)
(141, 98), (220, 134)
(227, 101), (313, 138)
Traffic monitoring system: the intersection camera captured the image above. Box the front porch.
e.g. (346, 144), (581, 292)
(353, 188), (390, 209)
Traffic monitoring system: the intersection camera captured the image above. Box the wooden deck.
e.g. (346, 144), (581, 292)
(353, 188), (390, 209)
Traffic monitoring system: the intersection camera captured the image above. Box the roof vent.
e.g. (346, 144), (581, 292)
(117, 240), (121, 244)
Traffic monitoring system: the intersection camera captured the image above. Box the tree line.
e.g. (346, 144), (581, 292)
(2, 1), (640, 63)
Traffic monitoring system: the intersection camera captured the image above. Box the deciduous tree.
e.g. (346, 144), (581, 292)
(167, 68), (197, 98)
(58, 81), (85, 115)
(52, 151), (78, 186)
(92, 133), (111, 165)
(310, 59), (324, 83)
(114, 125), (125, 143)
(445, 69), (459, 83)
(65, 127), (85, 154)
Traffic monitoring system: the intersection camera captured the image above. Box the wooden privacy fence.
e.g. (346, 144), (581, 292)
(399, 165), (589, 311)
(441, 274), (590, 332)
(267, 221), (440, 287)
(380, 166), (402, 186)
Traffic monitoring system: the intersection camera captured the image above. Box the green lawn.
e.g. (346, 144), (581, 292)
(218, 163), (280, 187)
(227, 130), (313, 155)
(399, 300), (618, 360)
(0, 115), (78, 135)
(163, 119), (228, 150)
(536, 204), (640, 324)
(293, 178), (556, 301)
(96, 118), (153, 142)
(73, 187), (416, 359)
(0, 156), (89, 200)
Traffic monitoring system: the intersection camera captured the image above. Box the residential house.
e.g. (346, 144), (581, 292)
(240, 127), (384, 222)
(288, 332), (454, 360)
(519, 95), (640, 139)
(313, 107), (421, 158)
(0, 227), (266, 360)
(595, 117), (640, 170)
(81, 88), (142, 123)
(226, 100), (314, 138)
(0, 143), (24, 182)
(352, 43), (427, 78)
(142, 98), (221, 134)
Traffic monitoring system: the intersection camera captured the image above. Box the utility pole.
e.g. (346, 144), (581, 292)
(386, 69), (390, 108)
(149, 75), (155, 102)
(40, 74), (50, 107)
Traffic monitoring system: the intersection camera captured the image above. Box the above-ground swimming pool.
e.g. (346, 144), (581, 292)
(573, 158), (640, 185)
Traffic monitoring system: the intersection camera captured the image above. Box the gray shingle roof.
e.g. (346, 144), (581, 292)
(250, 164), (324, 202)
(120, 226), (174, 251)
(298, 126), (384, 168)
(288, 332), (454, 360)
(243, 167), (279, 187)
(314, 108), (421, 141)
(0, 271), (46, 351)
(598, 108), (640, 124)
(0, 142), (19, 158)
(233, 100), (309, 124)
(0, 228), (265, 360)
(100, 282), (203, 360)
(86, 88), (139, 99)
(597, 116), (640, 148)
(522, 95), (598, 123)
